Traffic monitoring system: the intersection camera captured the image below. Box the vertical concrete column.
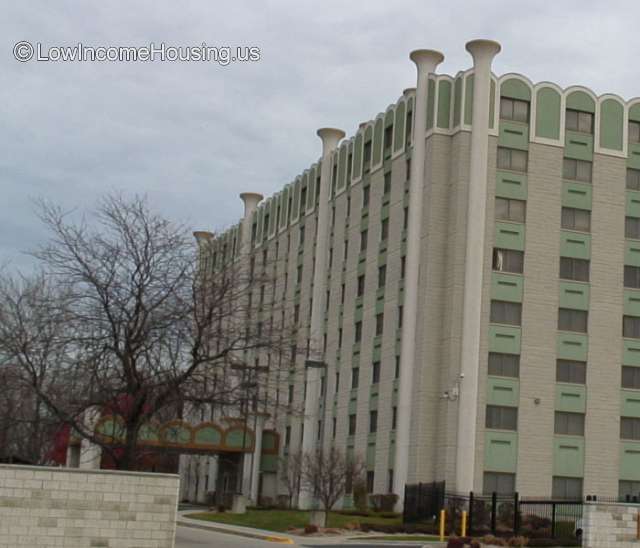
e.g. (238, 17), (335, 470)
(298, 127), (344, 510)
(239, 193), (264, 252)
(250, 415), (265, 503)
(393, 49), (444, 508)
(456, 39), (501, 493)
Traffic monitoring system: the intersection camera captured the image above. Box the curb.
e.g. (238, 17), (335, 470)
(177, 518), (295, 544)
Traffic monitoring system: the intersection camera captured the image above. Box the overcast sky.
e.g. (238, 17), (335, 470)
(1, 0), (637, 271)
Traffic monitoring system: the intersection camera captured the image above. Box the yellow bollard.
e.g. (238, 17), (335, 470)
(439, 509), (446, 541)
(461, 510), (467, 537)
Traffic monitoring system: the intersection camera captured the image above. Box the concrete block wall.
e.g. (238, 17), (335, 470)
(0, 464), (179, 548)
(583, 502), (640, 548)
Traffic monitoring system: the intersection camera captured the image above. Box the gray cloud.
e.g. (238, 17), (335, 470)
(1, 0), (636, 271)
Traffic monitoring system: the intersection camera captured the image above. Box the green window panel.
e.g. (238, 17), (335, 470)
(353, 133), (364, 180)
(559, 281), (590, 311)
(557, 332), (588, 361)
(381, 204), (390, 219)
(495, 222), (526, 251)
(484, 431), (518, 473)
(535, 87), (561, 140)
(491, 272), (524, 303)
(255, 206), (264, 243)
(338, 144), (348, 191)
(437, 80), (452, 129)
(626, 240), (640, 267)
(453, 76), (463, 127)
(489, 325), (521, 354)
(260, 454), (278, 473)
(564, 131), (594, 161)
(620, 442), (640, 480)
(625, 289), (640, 317)
(369, 393), (378, 409)
(373, 118), (383, 166)
(394, 101), (406, 152)
(489, 80), (496, 130)
(348, 398), (357, 414)
(487, 377), (520, 407)
(367, 442), (376, 468)
(501, 78), (532, 102)
(553, 437), (585, 477)
(496, 170), (528, 200)
(498, 121), (529, 151)
(464, 74), (474, 126)
(555, 384), (586, 413)
(307, 166), (317, 211)
(622, 390), (640, 418)
(562, 182), (592, 211)
(599, 98), (624, 151)
(388, 441), (395, 467)
(566, 90), (596, 113)
(426, 79), (436, 130)
(627, 191), (640, 218)
(560, 231), (591, 260)
(629, 143), (640, 170)
(631, 104), (640, 123)
(372, 346), (382, 362)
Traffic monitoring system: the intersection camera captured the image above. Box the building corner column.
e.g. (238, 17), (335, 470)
(455, 39), (501, 494)
(393, 49), (444, 510)
(298, 127), (344, 510)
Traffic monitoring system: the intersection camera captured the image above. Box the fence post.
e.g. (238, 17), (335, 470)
(491, 492), (497, 535)
(551, 502), (556, 539)
(513, 491), (519, 534)
(468, 491), (474, 536)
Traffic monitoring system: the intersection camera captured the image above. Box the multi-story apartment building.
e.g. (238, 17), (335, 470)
(189, 38), (640, 507)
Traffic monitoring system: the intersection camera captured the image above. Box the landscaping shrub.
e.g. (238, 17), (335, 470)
(353, 480), (368, 511)
(369, 493), (399, 512)
(304, 524), (318, 535)
(507, 536), (529, 546)
(216, 505), (226, 513)
(482, 535), (508, 546)
(446, 536), (465, 548)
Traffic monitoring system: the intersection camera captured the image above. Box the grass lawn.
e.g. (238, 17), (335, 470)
(353, 535), (442, 542)
(186, 508), (402, 533)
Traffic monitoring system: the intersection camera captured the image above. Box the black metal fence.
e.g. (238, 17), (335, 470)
(403, 481), (445, 524)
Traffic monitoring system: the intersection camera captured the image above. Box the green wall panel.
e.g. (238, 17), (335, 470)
(495, 222), (526, 251)
(338, 145), (347, 191)
(599, 98), (624, 151)
(626, 240), (640, 267)
(559, 281), (590, 311)
(367, 442), (376, 468)
(426, 79), (436, 130)
(627, 191), (640, 218)
(535, 87), (561, 140)
(464, 74), (474, 126)
(394, 102), (406, 152)
(621, 442), (640, 480)
(501, 78), (532, 101)
(489, 325), (521, 354)
(453, 76), (463, 127)
(487, 377), (520, 407)
(307, 166), (317, 211)
(555, 384), (586, 413)
(496, 171), (528, 200)
(484, 431), (518, 473)
(373, 119), (383, 166)
(553, 437), (585, 477)
(498, 121), (529, 150)
(629, 143), (640, 170)
(489, 80), (496, 129)
(437, 80), (452, 129)
(562, 182), (592, 210)
(564, 131), (594, 161)
(560, 231), (591, 259)
(260, 454), (278, 473)
(491, 272), (524, 303)
(353, 133), (363, 180)
(624, 289), (640, 317)
(622, 390), (640, 418)
(566, 90), (595, 113)
(623, 339), (640, 366)
(631, 105), (640, 123)
(557, 332), (588, 361)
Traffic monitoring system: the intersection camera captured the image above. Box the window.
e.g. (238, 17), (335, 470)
(296, 265), (303, 284)
(560, 257), (590, 282)
(621, 417), (640, 440)
(299, 225), (305, 246)
(293, 303), (301, 323)
(626, 266), (640, 289)
(620, 480), (640, 500)
(398, 305), (403, 329)
(401, 256), (406, 278)
(388, 469), (394, 494)
(626, 217), (640, 239)
(360, 229), (368, 252)
(630, 121), (640, 143)
(285, 426), (291, 447)
(381, 219), (389, 241)
(500, 97), (529, 123)
(338, 328), (343, 347)
(558, 308), (588, 333)
(363, 185), (370, 208)
(288, 384), (294, 404)
(369, 410), (378, 433)
(622, 366), (640, 389)
(348, 414), (356, 436)
(351, 367), (360, 389)
(563, 158), (592, 183)
(565, 109), (593, 134)
(395, 356), (400, 379)
(497, 147), (528, 172)
(343, 240), (348, 262)
(347, 195), (352, 218)
(357, 274), (365, 297)
(627, 168), (640, 190)
(378, 265), (386, 289)
(552, 477), (583, 499)
(561, 207), (591, 232)
(392, 406), (397, 429)
(301, 187), (308, 211)
(332, 417), (337, 439)
(624, 315), (640, 339)
(384, 126), (393, 157)
(384, 172), (392, 195)
(485, 405), (518, 430)
(363, 141), (372, 173)
(335, 372), (340, 392)
(483, 472), (515, 495)
(375, 313), (384, 336)
(403, 207), (409, 231)
(556, 359), (587, 384)
(355, 321), (362, 342)
(366, 471), (375, 493)
(495, 197), (526, 223)
(488, 353), (520, 378)
(490, 300), (522, 326)
(372, 361), (381, 384)
(555, 411), (585, 436)
(492, 249), (524, 274)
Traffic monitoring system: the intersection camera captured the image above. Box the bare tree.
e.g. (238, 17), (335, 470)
(0, 194), (298, 470)
(279, 450), (303, 508)
(300, 447), (366, 524)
